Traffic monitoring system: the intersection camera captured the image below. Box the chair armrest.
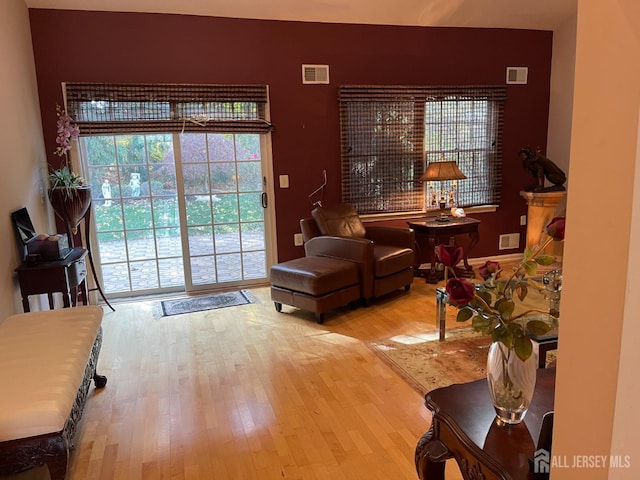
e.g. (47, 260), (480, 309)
(300, 217), (322, 242)
(304, 236), (374, 263)
(365, 226), (415, 249)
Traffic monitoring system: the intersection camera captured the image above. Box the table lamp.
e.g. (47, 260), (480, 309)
(420, 160), (467, 222)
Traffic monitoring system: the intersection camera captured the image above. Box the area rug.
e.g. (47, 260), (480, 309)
(161, 290), (254, 316)
(369, 328), (557, 396)
(369, 329), (493, 396)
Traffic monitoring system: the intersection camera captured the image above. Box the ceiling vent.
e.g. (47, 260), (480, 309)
(506, 67), (528, 84)
(302, 64), (329, 84)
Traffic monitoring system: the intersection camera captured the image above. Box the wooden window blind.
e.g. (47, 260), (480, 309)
(339, 85), (505, 214)
(64, 83), (272, 135)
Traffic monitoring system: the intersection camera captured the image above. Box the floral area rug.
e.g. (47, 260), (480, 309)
(160, 290), (255, 316)
(369, 328), (558, 397)
(369, 328), (492, 397)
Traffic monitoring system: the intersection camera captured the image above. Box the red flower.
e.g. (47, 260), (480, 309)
(438, 244), (464, 268)
(546, 217), (565, 241)
(478, 260), (501, 281)
(445, 278), (476, 305)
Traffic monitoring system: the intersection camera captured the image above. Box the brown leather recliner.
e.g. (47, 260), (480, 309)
(300, 203), (415, 303)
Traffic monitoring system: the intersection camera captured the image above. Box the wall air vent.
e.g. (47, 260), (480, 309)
(506, 67), (528, 84)
(499, 233), (520, 250)
(302, 64), (330, 84)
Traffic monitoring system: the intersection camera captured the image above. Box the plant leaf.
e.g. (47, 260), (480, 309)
(496, 299), (515, 319)
(472, 315), (493, 334)
(456, 308), (474, 323)
(526, 319), (552, 336)
(535, 254), (556, 266)
(492, 325), (512, 347)
(476, 289), (492, 306)
(523, 247), (535, 260)
(523, 260), (538, 276)
(514, 334), (533, 361)
(515, 282), (528, 301)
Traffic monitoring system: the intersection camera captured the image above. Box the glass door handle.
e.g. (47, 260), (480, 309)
(261, 192), (268, 208)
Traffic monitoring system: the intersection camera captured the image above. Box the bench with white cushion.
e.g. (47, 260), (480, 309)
(0, 306), (106, 479)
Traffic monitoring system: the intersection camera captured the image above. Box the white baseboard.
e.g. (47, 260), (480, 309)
(467, 253), (524, 266)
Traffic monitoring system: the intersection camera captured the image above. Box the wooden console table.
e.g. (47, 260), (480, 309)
(415, 367), (555, 480)
(15, 247), (88, 312)
(407, 217), (480, 283)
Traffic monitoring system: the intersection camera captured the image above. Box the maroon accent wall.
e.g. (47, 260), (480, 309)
(29, 9), (553, 262)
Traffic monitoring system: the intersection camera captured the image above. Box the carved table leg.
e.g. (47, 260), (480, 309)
(43, 436), (69, 480)
(415, 425), (450, 480)
(462, 230), (480, 272)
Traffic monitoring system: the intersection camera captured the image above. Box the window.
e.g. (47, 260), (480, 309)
(64, 83), (272, 135)
(339, 86), (505, 215)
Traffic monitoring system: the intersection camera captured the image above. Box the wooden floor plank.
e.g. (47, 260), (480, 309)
(11, 276), (474, 480)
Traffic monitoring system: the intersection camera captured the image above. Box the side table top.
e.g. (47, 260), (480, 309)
(15, 247), (87, 271)
(426, 367), (556, 478)
(408, 216), (480, 230)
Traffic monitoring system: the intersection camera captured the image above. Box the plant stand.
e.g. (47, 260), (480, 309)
(82, 204), (115, 312)
(48, 188), (115, 312)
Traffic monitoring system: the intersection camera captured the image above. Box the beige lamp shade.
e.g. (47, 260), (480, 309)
(420, 161), (467, 182)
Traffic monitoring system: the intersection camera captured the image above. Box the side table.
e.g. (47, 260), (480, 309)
(415, 367), (556, 480)
(15, 247), (88, 312)
(407, 217), (480, 283)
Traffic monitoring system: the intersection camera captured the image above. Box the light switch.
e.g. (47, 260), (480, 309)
(279, 175), (289, 188)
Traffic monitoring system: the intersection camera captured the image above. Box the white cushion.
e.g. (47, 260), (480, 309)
(0, 306), (103, 441)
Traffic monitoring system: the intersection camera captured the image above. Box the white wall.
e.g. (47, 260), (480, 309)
(0, 0), (49, 318)
(551, 0), (640, 478)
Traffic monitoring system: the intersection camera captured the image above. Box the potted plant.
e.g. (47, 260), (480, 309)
(441, 217), (565, 425)
(47, 105), (91, 245)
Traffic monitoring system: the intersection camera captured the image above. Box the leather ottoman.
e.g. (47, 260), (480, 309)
(270, 256), (360, 324)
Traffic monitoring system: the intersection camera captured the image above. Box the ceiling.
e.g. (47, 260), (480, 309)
(24, 0), (577, 31)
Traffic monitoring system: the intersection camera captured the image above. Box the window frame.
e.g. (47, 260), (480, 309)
(338, 85), (505, 216)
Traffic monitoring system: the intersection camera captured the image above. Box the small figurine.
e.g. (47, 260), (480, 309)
(129, 172), (141, 197)
(102, 179), (112, 206)
(518, 147), (567, 192)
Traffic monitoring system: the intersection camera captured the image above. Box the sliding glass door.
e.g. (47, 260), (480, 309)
(81, 132), (273, 297)
(178, 133), (268, 290)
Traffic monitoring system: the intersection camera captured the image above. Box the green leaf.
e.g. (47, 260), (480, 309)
(492, 325), (513, 347)
(514, 334), (533, 361)
(535, 254), (556, 266)
(456, 308), (474, 323)
(515, 282), (528, 302)
(526, 319), (552, 336)
(472, 315), (494, 334)
(496, 299), (515, 319)
(523, 260), (538, 276)
(507, 322), (524, 335)
(476, 290), (492, 306)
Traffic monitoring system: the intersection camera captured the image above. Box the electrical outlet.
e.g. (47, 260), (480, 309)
(279, 175), (289, 188)
(294, 233), (303, 246)
(520, 215), (527, 226)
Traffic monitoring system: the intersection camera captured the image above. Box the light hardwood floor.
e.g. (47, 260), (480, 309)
(17, 277), (469, 480)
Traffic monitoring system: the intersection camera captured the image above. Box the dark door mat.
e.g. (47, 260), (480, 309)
(161, 290), (254, 316)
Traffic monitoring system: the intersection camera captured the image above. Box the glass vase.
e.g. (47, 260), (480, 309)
(486, 341), (538, 425)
